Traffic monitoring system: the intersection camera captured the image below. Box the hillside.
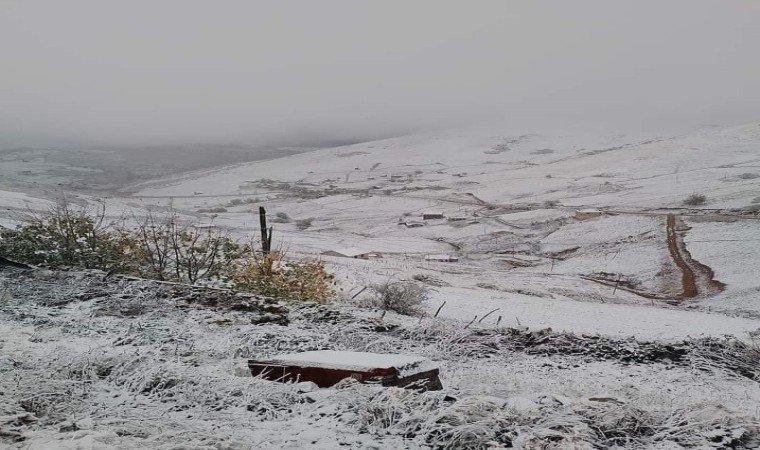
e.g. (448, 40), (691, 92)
(2, 124), (760, 448)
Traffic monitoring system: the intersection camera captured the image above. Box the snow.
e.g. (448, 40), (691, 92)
(263, 350), (435, 376)
(2, 270), (760, 449)
(3, 122), (760, 447)
(428, 286), (760, 342)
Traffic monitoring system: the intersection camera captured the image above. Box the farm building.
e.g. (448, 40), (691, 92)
(422, 212), (445, 220)
(574, 209), (604, 220)
(425, 254), (459, 262)
(401, 221), (426, 228)
(322, 248), (379, 259)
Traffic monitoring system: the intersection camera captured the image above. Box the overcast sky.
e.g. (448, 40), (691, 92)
(1, 0), (759, 147)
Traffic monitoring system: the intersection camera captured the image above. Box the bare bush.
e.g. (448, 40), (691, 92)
(368, 280), (429, 316)
(271, 212), (291, 223)
(683, 193), (707, 206)
(295, 218), (314, 230)
(118, 211), (245, 284)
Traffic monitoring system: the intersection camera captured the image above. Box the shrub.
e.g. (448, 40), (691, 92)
(0, 199), (246, 284)
(295, 218), (314, 230)
(0, 195), (332, 297)
(117, 212), (246, 283)
(272, 212), (291, 223)
(368, 280), (429, 316)
(683, 194), (707, 206)
(738, 172), (759, 180)
(232, 252), (334, 303)
(0, 198), (121, 270)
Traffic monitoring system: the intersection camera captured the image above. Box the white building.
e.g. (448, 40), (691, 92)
(424, 254), (459, 262)
(321, 248), (379, 259)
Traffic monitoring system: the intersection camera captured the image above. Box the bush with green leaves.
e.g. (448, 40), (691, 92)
(0, 200), (121, 270)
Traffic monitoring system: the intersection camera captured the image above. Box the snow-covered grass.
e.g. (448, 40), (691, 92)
(685, 219), (760, 318)
(2, 269), (760, 449)
(3, 123), (760, 447)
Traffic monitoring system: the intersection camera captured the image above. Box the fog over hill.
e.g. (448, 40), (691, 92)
(2, 0), (759, 150)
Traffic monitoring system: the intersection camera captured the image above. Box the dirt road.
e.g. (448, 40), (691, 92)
(666, 214), (725, 299)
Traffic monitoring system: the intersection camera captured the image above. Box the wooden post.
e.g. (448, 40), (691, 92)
(259, 207), (271, 255)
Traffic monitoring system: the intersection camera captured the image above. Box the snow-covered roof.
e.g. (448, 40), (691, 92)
(324, 247), (371, 257)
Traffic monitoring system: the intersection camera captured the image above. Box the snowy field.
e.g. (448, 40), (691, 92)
(2, 123), (760, 448)
(2, 270), (760, 449)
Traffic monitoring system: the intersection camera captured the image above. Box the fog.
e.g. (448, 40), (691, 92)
(1, 0), (759, 148)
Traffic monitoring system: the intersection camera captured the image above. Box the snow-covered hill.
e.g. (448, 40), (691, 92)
(3, 123), (760, 448)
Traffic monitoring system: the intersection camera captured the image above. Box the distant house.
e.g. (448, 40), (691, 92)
(574, 209), (604, 220)
(447, 216), (468, 222)
(401, 221), (425, 228)
(322, 248), (379, 259)
(192, 223), (219, 230)
(425, 254), (459, 262)
(422, 212), (445, 220)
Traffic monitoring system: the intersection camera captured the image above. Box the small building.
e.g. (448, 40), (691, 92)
(574, 209), (604, 220)
(422, 212), (445, 220)
(447, 216), (468, 222)
(192, 223), (219, 230)
(402, 221), (426, 228)
(425, 254), (459, 262)
(322, 248), (378, 259)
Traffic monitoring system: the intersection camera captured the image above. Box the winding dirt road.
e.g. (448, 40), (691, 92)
(666, 214), (725, 299)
